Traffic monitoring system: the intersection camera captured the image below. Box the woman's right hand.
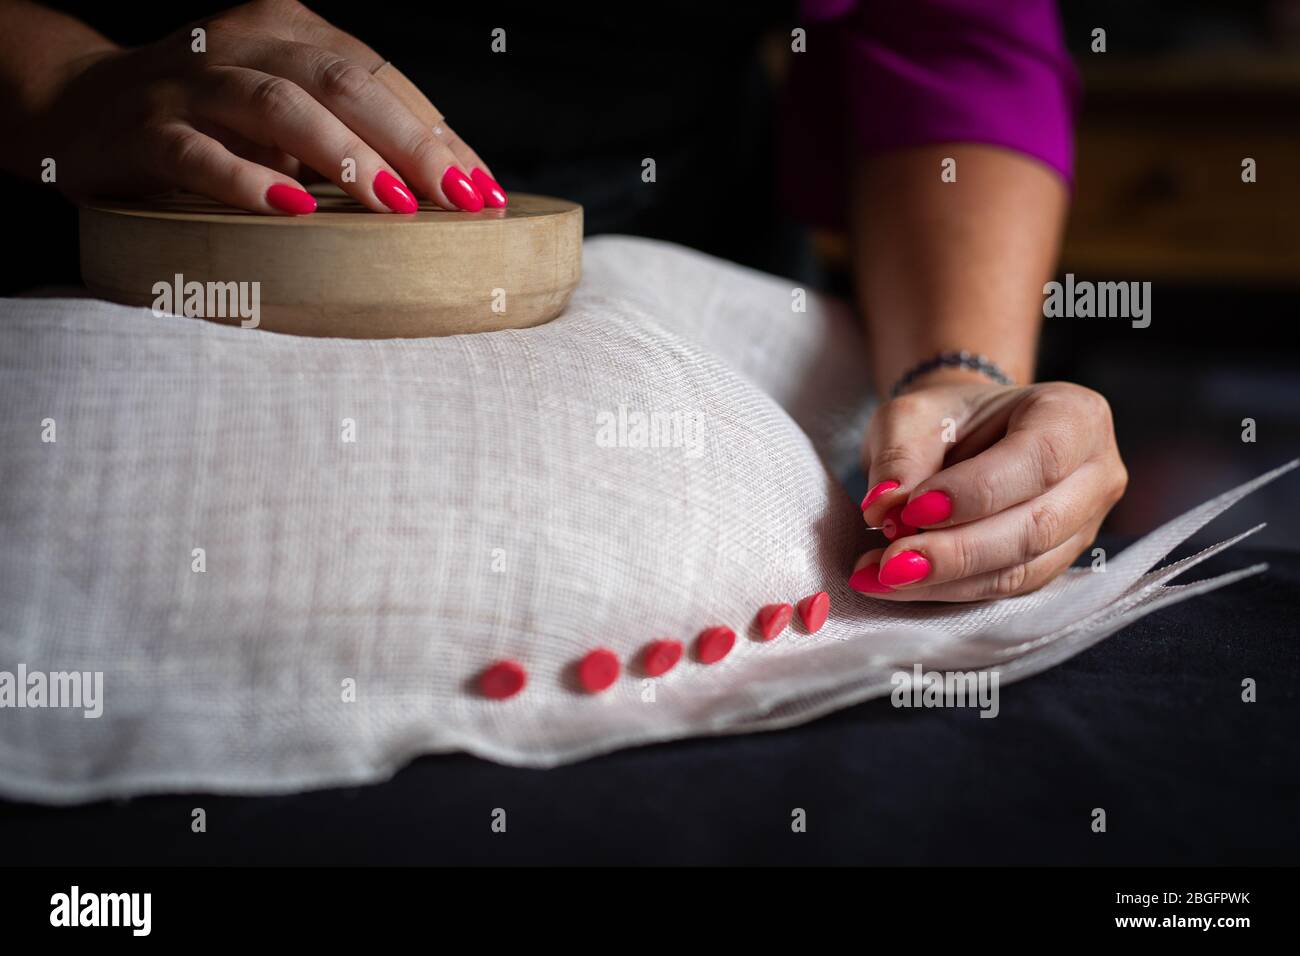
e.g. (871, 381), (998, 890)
(32, 0), (505, 214)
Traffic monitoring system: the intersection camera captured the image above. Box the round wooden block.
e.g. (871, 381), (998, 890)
(78, 187), (583, 338)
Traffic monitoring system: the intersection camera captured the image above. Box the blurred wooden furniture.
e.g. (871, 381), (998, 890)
(1063, 55), (1300, 283)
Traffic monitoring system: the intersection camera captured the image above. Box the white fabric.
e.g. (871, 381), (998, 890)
(0, 236), (1288, 804)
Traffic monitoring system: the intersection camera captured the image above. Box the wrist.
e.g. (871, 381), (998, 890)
(886, 350), (1019, 399)
(894, 366), (1004, 396)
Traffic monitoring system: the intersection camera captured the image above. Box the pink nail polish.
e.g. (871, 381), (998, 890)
(441, 166), (484, 212)
(901, 490), (952, 527)
(881, 505), (917, 541)
(265, 184), (316, 215)
(849, 563), (893, 593)
(470, 167), (508, 208)
(373, 170), (418, 213)
(861, 479), (900, 510)
(878, 551), (931, 588)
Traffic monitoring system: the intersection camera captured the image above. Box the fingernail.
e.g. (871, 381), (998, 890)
(756, 603), (793, 641)
(881, 505), (917, 541)
(861, 479), (900, 510)
(878, 551), (931, 588)
(901, 490), (952, 527)
(265, 184), (316, 215)
(373, 170), (418, 213)
(796, 592), (830, 633)
(441, 166), (484, 212)
(849, 563), (893, 593)
(470, 167), (508, 208)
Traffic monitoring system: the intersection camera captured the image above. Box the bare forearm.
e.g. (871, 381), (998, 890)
(851, 144), (1069, 395)
(0, 0), (118, 171)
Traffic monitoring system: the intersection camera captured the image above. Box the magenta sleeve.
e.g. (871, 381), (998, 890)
(783, 0), (1080, 226)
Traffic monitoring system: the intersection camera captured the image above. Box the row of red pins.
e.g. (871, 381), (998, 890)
(477, 591), (832, 699)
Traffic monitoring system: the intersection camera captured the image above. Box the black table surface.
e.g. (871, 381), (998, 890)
(4, 543), (1297, 866)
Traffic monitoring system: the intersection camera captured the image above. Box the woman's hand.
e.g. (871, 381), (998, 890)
(852, 370), (1128, 601)
(30, 0), (504, 214)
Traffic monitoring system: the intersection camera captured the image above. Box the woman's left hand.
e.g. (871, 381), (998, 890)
(853, 372), (1128, 601)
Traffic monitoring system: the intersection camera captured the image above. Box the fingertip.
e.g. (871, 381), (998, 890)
(860, 478), (900, 511)
(862, 485), (907, 528)
(373, 170), (419, 214)
(265, 183), (317, 215)
(441, 166), (484, 212)
(848, 556), (893, 594)
(900, 490), (953, 527)
(470, 167), (508, 208)
(878, 549), (933, 589)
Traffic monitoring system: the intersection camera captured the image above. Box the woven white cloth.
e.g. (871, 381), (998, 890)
(0, 236), (1287, 804)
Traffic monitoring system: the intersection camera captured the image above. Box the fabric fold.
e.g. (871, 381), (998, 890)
(0, 237), (1285, 802)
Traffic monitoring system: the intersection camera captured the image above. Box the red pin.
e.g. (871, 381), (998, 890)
(796, 591), (830, 633)
(479, 660), (527, 700)
(696, 626), (736, 664)
(756, 603), (793, 641)
(642, 639), (684, 677)
(577, 648), (621, 693)
(881, 505), (917, 541)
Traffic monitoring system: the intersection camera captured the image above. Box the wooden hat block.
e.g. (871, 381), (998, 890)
(79, 186), (583, 338)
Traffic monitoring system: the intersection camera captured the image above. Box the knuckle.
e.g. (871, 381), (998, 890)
(1034, 429), (1073, 486)
(1086, 387), (1113, 420)
(1036, 379), (1080, 401)
(1076, 382), (1118, 416)
(134, 84), (178, 127)
(1023, 382), (1073, 418)
(318, 56), (370, 100)
(870, 442), (919, 474)
(969, 466), (1000, 515)
(992, 562), (1030, 598)
(156, 127), (208, 171)
(1042, 381), (1110, 420)
(881, 393), (929, 421)
(1026, 501), (1063, 556)
(406, 132), (443, 168)
(247, 75), (301, 121)
(948, 534), (981, 580)
(1108, 463), (1130, 506)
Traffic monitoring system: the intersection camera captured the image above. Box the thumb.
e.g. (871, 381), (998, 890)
(860, 393), (952, 528)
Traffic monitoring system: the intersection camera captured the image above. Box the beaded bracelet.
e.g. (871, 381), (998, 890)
(888, 350), (1014, 399)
